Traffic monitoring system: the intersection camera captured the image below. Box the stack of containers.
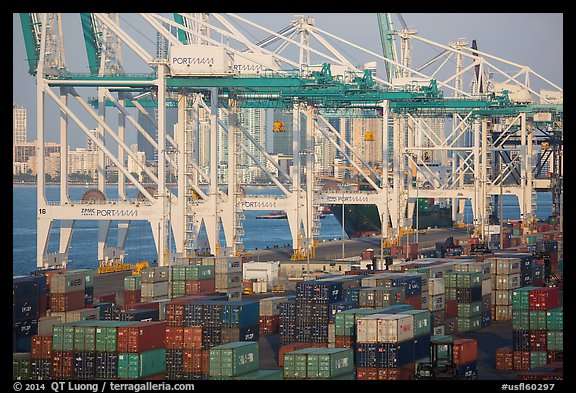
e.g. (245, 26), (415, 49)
(74, 269), (95, 308)
(283, 347), (354, 380)
(164, 298), (260, 380)
(355, 313), (415, 380)
(401, 309), (432, 365)
(363, 273), (424, 309)
(117, 321), (167, 379)
(509, 286), (561, 371)
(259, 296), (289, 334)
(123, 276), (141, 305)
(13, 353), (31, 379)
(444, 271), (483, 333)
(428, 278), (446, 335)
(453, 338), (479, 379)
(454, 261), (492, 328)
(209, 341), (259, 380)
(29, 335), (52, 379)
(13, 277), (42, 352)
(170, 264), (215, 298)
(141, 267), (170, 302)
(357, 287), (405, 308)
(48, 271), (88, 320)
(206, 257), (243, 301)
(488, 257), (522, 321)
(292, 280), (346, 344)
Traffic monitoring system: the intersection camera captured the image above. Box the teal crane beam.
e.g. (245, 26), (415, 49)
(80, 13), (101, 76)
(376, 13), (396, 82)
(19, 13), (40, 75)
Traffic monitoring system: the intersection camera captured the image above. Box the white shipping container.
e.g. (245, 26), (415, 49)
(495, 290), (513, 305)
(495, 305), (513, 321)
(259, 296), (289, 316)
(428, 294), (445, 311)
(496, 273), (521, 290)
(222, 286), (243, 301)
(428, 278), (446, 296)
(467, 262), (491, 279)
(454, 263), (470, 272)
(168, 45), (234, 76)
(253, 280), (267, 293)
(415, 274), (429, 293)
(496, 258), (521, 275)
(141, 281), (169, 298)
(356, 315), (380, 343)
(215, 257), (242, 274)
(377, 314), (414, 343)
(482, 279), (492, 296)
(432, 326), (445, 336)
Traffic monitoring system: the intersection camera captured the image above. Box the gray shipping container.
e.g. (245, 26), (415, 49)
(259, 296), (289, 316)
(38, 315), (63, 336)
(141, 267), (170, 283)
(50, 307), (100, 323)
(50, 272), (86, 294)
(141, 281), (169, 298)
(215, 272), (243, 290)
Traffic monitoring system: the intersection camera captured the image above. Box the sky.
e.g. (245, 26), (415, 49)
(13, 13), (563, 149)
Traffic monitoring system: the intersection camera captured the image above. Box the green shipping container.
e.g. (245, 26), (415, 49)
(546, 331), (563, 351)
(170, 280), (186, 296)
(171, 266), (187, 281)
(457, 316), (481, 333)
(546, 307), (563, 330)
(209, 341), (259, 377)
(73, 325), (97, 352)
(457, 302), (482, 318)
(445, 287), (457, 300)
(529, 351), (547, 369)
(75, 268), (95, 288)
(13, 353), (30, 380)
(306, 348), (354, 379)
(283, 348), (311, 379)
(95, 321), (135, 352)
(445, 272), (458, 288)
(512, 287), (538, 310)
(456, 272), (482, 288)
(512, 310), (530, 330)
(400, 309), (431, 337)
(234, 369), (284, 380)
(529, 311), (547, 330)
(52, 323), (76, 351)
(118, 348), (166, 379)
(124, 276), (141, 291)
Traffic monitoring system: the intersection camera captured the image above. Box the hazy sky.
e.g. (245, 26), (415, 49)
(13, 13), (563, 149)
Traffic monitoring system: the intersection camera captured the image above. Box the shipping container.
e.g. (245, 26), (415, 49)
(30, 358), (51, 380)
(95, 321), (135, 352)
(495, 305), (513, 321)
(428, 278), (445, 296)
(513, 330), (531, 351)
(215, 272), (242, 290)
(209, 341), (259, 377)
(52, 350), (74, 379)
(221, 301), (259, 327)
(51, 307), (100, 323)
(221, 325), (259, 343)
(512, 309), (530, 330)
(117, 321), (166, 353)
(296, 281), (343, 303)
(496, 346), (514, 371)
(141, 281), (169, 298)
(496, 273), (521, 290)
(399, 309), (430, 337)
(457, 316), (481, 332)
(546, 331), (563, 351)
(529, 287), (560, 310)
(13, 353), (31, 380)
(123, 290), (141, 306)
(233, 369), (283, 380)
(50, 271), (86, 294)
(546, 307), (563, 330)
(124, 276), (142, 291)
(118, 309), (159, 322)
(118, 348), (166, 379)
(530, 351), (548, 369)
(453, 338), (478, 365)
(141, 266), (170, 283)
(13, 277), (40, 322)
(95, 352), (118, 379)
(355, 341), (415, 368)
(457, 302), (482, 318)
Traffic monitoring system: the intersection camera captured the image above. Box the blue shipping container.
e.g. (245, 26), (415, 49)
(296, 281), (343, 303)
(221, 301), (259, 328)
(414, 335), (431, 360)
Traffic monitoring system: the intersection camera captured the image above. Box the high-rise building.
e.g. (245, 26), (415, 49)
(13, 103), (27, 143)
(137, 107), (178, 164)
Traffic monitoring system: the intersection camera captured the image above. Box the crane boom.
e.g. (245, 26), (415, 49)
(376, 13), (397, 82)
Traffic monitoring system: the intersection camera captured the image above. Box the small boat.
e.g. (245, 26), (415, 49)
(256, 211), (288, 219)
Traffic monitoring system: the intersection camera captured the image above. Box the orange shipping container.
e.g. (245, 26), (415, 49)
(496, 346), (514, 371)
(453, 338), (478, 366)
(356, 367), (378, 380)
(31, 335), (52, 359)
(183, 326), (203, 349)
(165, 326), (184, 349)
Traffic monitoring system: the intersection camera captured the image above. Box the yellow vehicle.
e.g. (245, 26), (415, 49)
(132, 261), (150, 275)
(97, 256), (133, 274)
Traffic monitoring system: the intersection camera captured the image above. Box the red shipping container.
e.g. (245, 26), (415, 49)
(165, 326), (184, 349)
(183, 349), (203, 373)
(453, 338), (478, 366)
(95, 293), (117, 304)
(335, 336), (354, 348)
(120, 301), (159, 312)
(513, 350), (531, 371)
(200, 279), (215, 293)
(357, 367), (378, 380)
(445, 300), (458, 318)
(259, 315), (280, 334)
(496, 346), (514, 371)
(405, 294), (422, 309)
(51, 350), (74, 379)
(547, 351), (563, 364)
(529, 330), (547, 351)
(31, 335), (53, 359)
(50, 291), (84, 312)
(201, 349), (210, 374)
(141, 374), (166, 380)
(44, 269), (68, 292)
(123, 290), (141, 305)
(529, 287), (559, 310)
(165, 303), (185, 326)
(183, 326), (203, 349)
(117, 321), (167, 353)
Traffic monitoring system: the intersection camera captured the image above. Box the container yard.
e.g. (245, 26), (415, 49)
(13, 12), (562, 386)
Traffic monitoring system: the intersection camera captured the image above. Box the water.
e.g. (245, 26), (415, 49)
(13, 184), (555, 276)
